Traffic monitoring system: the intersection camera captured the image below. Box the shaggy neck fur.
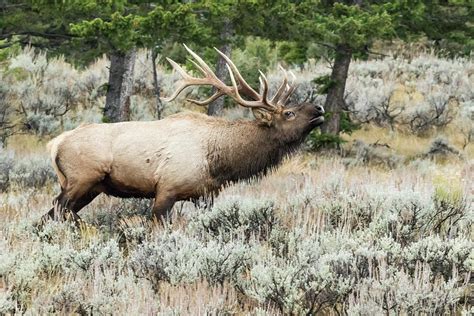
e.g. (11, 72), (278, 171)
(206, 119), (306, 185)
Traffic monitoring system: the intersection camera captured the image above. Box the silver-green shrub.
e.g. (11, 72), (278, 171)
(9, 155), (56, 189)
(129, 231), (202, 286)
(0, 291), (15, 315)
(7, 49), (81, 136)
(198, 239), (253, 285)
(190, 197), (279, 242)
(0, 147), (14, 191)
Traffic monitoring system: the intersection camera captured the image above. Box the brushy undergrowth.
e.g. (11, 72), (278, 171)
(1, 47), (473, 150)
(0, 154), (472, 315)
(0, 147), (56, 192)
(0, 48), (472, 314)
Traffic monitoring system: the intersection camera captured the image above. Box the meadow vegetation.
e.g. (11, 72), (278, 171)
(0, 47), (472, 314)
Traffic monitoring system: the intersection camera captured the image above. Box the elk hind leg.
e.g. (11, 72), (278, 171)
(43, 190), (68, 222)
(43, 181), (100, 224)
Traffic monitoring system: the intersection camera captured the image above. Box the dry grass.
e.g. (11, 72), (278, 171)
(343, 124), (473, 158)
(0, 147), (472, 314)
(5, 134), (49, 155)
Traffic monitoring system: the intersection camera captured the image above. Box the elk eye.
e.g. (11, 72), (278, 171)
(284, 111), (295, 119)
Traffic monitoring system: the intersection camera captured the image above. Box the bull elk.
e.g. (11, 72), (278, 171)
(42, 44), (324, 223)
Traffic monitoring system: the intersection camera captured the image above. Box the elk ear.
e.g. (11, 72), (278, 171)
(252, 108), (273, 126)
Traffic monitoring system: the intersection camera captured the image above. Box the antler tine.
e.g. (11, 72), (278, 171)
(280, 86), (296, 106)
(278, 71), (298, 106)
(258, 70), (270, 105)
(183, 44), (220, 81)
(166, 57), (192, 79)
(188, 59), (206, 76)
(162, 58), (206, 102)
(187, 91), (225, 106)
(258, 76), (265, 94)
(227, 64), (275, 112)
(289, 70), (296, 83)
(163, 46), (233, 103)
(270, 65), (289, 104)
(214, 47), (260, 100)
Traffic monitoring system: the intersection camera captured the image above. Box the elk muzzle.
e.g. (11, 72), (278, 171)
(309, 105), (325, 125)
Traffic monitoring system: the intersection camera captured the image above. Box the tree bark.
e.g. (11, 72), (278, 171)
(104, 49), (136, 122)
(321, 44), (352, 135)
(151, 49), (164, 120)
(207, 20), (233, 116)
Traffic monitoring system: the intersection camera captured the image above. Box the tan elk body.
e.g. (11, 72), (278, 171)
(43, 45), (324, 222)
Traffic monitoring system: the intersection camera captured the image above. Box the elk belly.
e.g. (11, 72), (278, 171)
(106, 145), (163, 197)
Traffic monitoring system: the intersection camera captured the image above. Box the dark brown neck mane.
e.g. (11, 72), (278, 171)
(206, 120), (305, 185)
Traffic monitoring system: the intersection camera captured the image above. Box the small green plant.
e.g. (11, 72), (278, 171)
(306, 130), (346, 151)
(312, 75), (335, 94)
(305, 112), (360, 150)
(340, 111), (360, 135)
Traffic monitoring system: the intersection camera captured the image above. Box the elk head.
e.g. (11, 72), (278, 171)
(163, 44), (324, 145)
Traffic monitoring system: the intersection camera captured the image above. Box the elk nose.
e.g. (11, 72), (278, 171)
(315, 105), (325, 115)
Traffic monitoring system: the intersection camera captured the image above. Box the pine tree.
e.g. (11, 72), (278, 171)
(269, 0), (472, 136)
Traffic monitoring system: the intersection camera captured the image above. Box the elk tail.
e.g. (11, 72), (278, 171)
(47, 135), (67, 189)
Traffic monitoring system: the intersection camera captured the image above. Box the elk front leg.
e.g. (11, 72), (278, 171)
(152, 191), (176, 222)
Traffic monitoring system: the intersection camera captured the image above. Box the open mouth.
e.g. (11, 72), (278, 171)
(309, 116), (325, 125)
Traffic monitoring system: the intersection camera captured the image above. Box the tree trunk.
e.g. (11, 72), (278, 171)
(151, 49), (164, 120)
(207, 20), (233, 116)
(321, 44), (352, 135)
(104, 49), (136, 122)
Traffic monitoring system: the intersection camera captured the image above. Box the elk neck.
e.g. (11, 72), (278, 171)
(206, 120), (303, 185)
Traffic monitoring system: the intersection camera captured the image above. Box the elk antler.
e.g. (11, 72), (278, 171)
(163, 44), (298, 112)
